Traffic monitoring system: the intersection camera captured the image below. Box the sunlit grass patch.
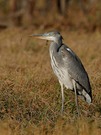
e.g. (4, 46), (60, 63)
(0, 28), (101, 134)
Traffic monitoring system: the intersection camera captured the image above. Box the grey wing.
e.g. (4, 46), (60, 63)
(59, 44), (91, 94)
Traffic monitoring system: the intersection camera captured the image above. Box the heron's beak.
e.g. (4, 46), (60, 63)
(30, 33), (54, 41)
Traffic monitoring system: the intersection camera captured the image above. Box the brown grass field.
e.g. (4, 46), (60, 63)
(0, 27), (101, 135)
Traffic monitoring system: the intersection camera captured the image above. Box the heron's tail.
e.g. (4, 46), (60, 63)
(82, 89), (92, 104)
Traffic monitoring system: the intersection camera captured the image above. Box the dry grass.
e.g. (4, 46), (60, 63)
(0, 28), (101, 135)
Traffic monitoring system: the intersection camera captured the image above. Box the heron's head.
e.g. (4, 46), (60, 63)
(30, 31), (63, 43)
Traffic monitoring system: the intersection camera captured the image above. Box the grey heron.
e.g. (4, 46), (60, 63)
(30, 31), (92, 115)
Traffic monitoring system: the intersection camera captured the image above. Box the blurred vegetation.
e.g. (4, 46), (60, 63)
(0, 0), (101, 31)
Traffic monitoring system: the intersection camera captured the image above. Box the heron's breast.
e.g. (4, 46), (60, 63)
(50, 54), (73, 90)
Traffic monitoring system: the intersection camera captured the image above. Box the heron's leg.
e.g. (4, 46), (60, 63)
(59, 80), (64, 114)
(73, 80), (80, 116)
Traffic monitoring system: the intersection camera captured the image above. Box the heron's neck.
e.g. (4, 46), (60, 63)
(50, 40), (62, 53)
(49, 40), (62, 63)
(54, 38), (62, 46)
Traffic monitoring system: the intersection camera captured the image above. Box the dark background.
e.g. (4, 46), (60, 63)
(0, 0), (101, 32)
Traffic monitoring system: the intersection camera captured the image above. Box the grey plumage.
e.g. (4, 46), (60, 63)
(30, 31), (92, 114)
